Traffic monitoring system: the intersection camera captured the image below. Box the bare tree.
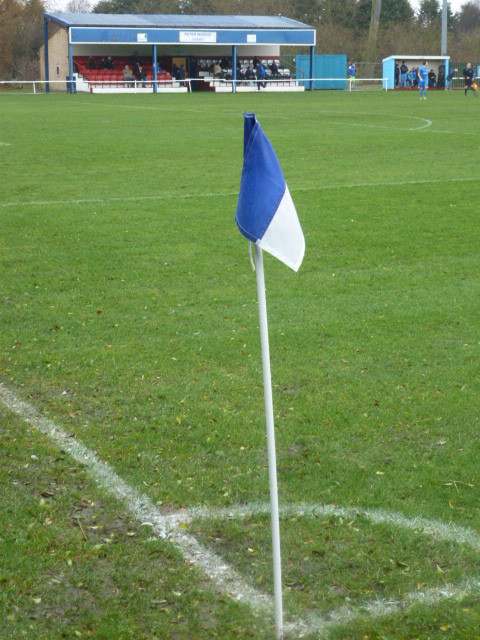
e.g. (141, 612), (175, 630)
(366, 0), (382, 58)
(66, 0), (91, 11)
(0, 0), (22, 25)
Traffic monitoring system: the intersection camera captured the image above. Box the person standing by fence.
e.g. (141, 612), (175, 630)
(347, 62), (356, 89)
(446, 67), (457, 90)
(400, 61), (408, 87)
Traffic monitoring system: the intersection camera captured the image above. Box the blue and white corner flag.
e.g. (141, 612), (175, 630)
(235, 113), (305, 272)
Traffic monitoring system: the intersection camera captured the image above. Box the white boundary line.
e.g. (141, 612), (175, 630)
(73, 104), (450, 133)
(335, 114), (433, 132)
(182, 502), (480, 552)
(2, 382), (480, 638)
(1, 176), (479, 209)
(0, 384), (273, 614)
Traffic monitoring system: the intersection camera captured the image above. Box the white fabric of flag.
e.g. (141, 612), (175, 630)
(235, 113), (305, 272)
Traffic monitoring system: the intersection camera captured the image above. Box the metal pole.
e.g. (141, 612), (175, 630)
(68, 39), (74, 93)
(153, 44), (157, 93)
(254, 244), (283, 639)
(44, 17), (50, 93)
(232, 44), (237, 94)
(441, 0), (448, 56)
(309, 45), (315, 91)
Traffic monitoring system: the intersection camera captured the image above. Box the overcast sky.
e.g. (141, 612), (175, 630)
(48, 0), (467, 16)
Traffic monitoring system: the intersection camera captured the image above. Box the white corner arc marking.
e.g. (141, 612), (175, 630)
(2, 383), (480, 638)
(0, 384), (272, 612)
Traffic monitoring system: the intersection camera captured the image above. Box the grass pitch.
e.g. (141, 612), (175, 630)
(1, 89), (480, 639)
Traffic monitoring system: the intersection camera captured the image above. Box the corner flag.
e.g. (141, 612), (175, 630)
(235, 113), (305, 272)
(235, 113), (305, 639)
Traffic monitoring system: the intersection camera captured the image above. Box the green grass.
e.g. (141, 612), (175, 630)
(1, 89), (480, 638)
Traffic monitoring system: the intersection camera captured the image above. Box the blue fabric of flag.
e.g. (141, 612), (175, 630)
(235, 113), (286, 243)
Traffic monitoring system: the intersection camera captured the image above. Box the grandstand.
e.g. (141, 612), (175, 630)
(72, 54), (301, 93)
(41, 13), (316, 93)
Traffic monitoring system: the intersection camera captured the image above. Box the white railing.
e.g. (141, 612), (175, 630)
(86, 78), (191, 92)
(0, 77), (191, 93)
(347, 77), (389, 91)
(0, 79), (76, 94)
(208, 76), (389, 92)
(0, 76), (390, 94)
(315, 77), (388, 91)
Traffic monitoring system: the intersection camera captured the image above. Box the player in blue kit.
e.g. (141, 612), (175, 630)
(418, 60), (429, 100)
(347, 62), (356, 89)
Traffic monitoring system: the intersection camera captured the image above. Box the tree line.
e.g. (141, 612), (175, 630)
(1, 0), (479, 80)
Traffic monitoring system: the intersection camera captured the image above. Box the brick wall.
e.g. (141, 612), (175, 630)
(40, 22), (69, 91)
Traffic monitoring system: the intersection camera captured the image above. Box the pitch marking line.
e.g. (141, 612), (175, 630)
(0, 384), (273, 614)
(330, 114), (433, 132)
(1, 176), (479, 209)
(0, 141), (11, 146)
(67, 102), (437, 130)
(2, 383), (480, 638)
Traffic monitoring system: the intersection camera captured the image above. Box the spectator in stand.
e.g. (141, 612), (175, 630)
(130, 51), (140, 66)
(123, 64), (135, 86)
(395, 62), (400, 88)
(134, 64), (147, 87)
(99, 57), (106, 69)
(106, 56), (114, 70)
(88, 55), (95, 70)
(172, 63), (179, 79)
(220, 57), (230, 70)
(236, 62), (245, 82)
(253, 56), (260, 68)
(213, 61), (222, 77)
(463, 62), (477, 97)
(400, 61), (408, 87)
(256, 60), (267, 90)
(270, 60), (279, 77)
(446, 67), (457, 90)
(178, 64), (185, 87)
(245, 65), (255, 86)
(428, 68), (436, 88)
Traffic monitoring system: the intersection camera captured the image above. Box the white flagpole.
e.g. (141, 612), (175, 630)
(254, 243), (283, 639)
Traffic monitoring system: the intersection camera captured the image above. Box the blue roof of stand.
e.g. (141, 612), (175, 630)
(45, 13), (314, 30)
(45, 13), (316, 46)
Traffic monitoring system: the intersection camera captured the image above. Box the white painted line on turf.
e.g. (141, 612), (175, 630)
(3, 383), (480, 639)
(0, 384), (273, 614)
(63, 101), (454, 134)
(181, 502), (480, 552)
(2, 176), (479, 209)
(0, 141), (11, 146)
(0, 191), (229, 208)
(185, 502), (480, 638)
(407, 116), (432, 130)
(346, 116), (432, 132)
(285, 576), (480, 638)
